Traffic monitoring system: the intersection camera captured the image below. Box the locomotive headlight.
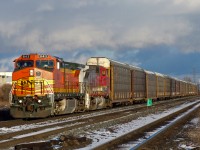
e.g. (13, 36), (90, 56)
(38, 99), (42, 103)
(30, 69), (34, 76)
(18, 100), (23, 103)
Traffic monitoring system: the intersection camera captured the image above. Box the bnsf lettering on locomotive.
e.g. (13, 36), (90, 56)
(21, 80), (33, 86)
(27, 80), (33, 84)
(21, 80), (42, 86)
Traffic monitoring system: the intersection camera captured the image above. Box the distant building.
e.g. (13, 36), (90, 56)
(0, 72), (12, 86)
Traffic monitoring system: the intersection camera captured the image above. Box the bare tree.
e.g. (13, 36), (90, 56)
(0, 84), (12, 102)
(183, 76), (193, 82)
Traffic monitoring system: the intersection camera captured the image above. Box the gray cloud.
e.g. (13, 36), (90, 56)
(0, 0), (200, 72)
(0, 56), (16, 71)
(0, 1), (198, 51)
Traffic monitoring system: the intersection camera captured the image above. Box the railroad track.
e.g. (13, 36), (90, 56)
(131, 102), (200, 150)
(0, 97), (198, 149)
(0, 96), (197, 127)
(91, 101), (200, 150)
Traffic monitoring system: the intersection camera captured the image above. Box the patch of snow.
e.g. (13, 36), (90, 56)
(52, 145), (62, 150)
(178, 144), (197, 150)
(174, 138), (184, 142)
(190, 118), (199, 125)
(184, 117), (199, 129)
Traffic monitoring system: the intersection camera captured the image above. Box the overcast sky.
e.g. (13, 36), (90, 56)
(0, 0), (200, 81)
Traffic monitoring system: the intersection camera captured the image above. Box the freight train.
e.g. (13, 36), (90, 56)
(9, 54), (198, 118)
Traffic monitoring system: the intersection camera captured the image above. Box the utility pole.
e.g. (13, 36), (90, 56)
(193, 68), (196, 83)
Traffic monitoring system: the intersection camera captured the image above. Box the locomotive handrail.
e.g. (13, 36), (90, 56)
(29, 79), (54, 95)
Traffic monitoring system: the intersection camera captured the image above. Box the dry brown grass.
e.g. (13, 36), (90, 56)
(0, 84), (12, 107)
(0, 101), (10, 108)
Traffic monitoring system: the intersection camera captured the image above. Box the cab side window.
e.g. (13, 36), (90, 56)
(36, 60), (54, 71)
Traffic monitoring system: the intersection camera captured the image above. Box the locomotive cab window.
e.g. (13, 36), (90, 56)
(15, 60), (34, 70)
(36, 60), (54, 71)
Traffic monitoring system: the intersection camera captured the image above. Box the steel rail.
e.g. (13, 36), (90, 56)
(131, 102), (200, 149)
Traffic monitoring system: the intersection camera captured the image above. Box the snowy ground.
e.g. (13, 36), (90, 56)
(78, 100), (200, 150)
(0, 104), (142, 135)
(1, 100), (200, 150)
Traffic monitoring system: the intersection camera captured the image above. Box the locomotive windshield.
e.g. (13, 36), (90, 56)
(15, 60), (34, 70)
(36, 60), (54, 71)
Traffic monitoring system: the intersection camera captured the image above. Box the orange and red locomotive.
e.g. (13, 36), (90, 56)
(10, 54), (110, 118)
